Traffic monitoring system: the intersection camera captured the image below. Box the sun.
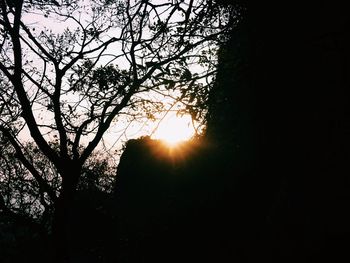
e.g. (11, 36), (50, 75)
(151, 113), (195, 145)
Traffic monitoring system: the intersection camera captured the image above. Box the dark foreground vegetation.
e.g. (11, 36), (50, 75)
(1, 0), (350, 262)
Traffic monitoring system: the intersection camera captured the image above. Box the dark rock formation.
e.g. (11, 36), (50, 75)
(114, 1), (350, 262)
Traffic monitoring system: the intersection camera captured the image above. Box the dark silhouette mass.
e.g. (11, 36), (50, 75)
(113, 0), (350, 262)
(0, 1), (227, 262)
(1, 0), (349, 262)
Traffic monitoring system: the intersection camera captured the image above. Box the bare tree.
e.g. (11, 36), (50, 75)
(0, 0), (235, 260)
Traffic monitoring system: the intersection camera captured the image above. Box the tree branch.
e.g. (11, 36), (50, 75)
(0, 126), (57, 203)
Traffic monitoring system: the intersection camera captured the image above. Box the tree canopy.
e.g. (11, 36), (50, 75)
(0, 0), (236, 261)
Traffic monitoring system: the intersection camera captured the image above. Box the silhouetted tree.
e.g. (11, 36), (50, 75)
(0, 0), (232, 261)
(0, 135), (118, 262)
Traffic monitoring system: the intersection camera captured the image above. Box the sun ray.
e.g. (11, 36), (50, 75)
(151, 113), (195, 146)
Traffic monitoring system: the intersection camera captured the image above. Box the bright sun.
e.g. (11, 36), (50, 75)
(151, 113), (195, 145)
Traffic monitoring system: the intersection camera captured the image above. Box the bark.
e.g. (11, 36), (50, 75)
(51, 163), (81, 263)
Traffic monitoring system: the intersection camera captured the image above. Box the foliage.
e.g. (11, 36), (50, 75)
(0, 0), (235, 260)
(0, 135), (48, 220)
(0, 135), (117, 261)
(0, 136), (116, 219)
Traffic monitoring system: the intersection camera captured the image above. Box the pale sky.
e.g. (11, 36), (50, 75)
(16, 0), (211, 165)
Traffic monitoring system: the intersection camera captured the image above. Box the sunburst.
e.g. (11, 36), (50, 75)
(151, 113), (195, 145)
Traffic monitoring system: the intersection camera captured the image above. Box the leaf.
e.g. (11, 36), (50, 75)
(163, 79), (175, 90)
(181, 68), (192, 81)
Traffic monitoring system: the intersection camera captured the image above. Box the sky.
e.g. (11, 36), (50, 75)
(15, 0), (212, 165)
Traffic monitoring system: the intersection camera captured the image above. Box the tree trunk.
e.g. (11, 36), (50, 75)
(51, 164), (81, 263)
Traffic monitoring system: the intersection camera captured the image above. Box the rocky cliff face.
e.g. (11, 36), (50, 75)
(113, 1), (350, 261)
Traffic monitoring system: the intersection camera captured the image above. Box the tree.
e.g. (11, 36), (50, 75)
(0, 0), (233, 261)
(0, 134), (118, 261)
